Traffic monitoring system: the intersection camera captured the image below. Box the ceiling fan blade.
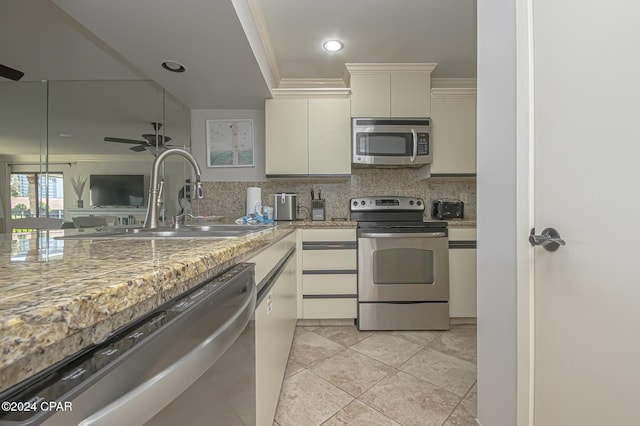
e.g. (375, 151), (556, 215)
(0, 63), (25, 81)
(129, 145), (148, 152)
(104, 137), (146, 145)
(141, 134), (172, 145)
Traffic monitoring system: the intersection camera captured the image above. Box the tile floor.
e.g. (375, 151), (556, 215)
(274, 322), (477, 426)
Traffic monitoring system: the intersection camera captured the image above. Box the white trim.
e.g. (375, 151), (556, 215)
(345, 62), (438, 75)
(515, 0), (535, 424)
(430, 88), (477, 99)
(232, 0), (279, 90)
(278, 78), (347, 89)
(270, 88), (351, 99)
(431, 78), (478, 88)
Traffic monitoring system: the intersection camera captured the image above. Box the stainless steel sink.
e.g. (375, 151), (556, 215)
(57, 224), (274, 240)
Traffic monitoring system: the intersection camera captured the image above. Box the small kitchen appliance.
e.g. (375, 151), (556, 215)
(350, 196), (449, 331)
(431, 199), (464, 220)
(310, 189), (325, 221)
(352, 118), (432, 167)
(273, 193), (297, 221)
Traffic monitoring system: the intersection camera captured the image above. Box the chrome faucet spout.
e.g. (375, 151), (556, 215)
(143, 148), (204, 229)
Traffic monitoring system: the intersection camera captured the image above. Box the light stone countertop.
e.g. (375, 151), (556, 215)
(0, 225), (296, 392)
(0, 218), (468, 393)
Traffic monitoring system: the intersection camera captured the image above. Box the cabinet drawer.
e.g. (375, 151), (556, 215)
(302, 249), (356, 270)
(302, 298), (357, 319)
(303, 274), (357, 295)
(449, 228), (477, 241)
(302, 229), (356, 242)
(249, 233), (295, 285)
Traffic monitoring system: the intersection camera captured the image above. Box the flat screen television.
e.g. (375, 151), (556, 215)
(89, 174), (145, 207)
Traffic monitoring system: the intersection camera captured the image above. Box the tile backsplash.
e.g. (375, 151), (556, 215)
(192, 168), (476, 222)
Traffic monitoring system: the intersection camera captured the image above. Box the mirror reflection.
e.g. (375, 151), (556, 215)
(0, 80), (191, 232)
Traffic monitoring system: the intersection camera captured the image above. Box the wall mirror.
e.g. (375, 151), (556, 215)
(0, 80), (191, 232)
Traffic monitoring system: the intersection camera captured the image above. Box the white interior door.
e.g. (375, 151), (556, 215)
(531, 0), (640, 424)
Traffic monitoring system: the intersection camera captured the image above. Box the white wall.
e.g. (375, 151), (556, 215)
(477, 0), (518, 424)
(191, 109), (266, 182)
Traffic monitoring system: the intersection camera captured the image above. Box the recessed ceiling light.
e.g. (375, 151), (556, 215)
(323, 40), (343, 52)
(161, 60), (186, 73)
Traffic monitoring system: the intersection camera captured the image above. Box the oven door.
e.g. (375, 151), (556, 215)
(358, 231), (449, 302)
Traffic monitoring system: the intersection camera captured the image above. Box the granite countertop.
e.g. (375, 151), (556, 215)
(0, 225), (295, 393)
(447, 220), (477, 228)
(0, 218), (465, 393)
(281, 220), (357, 228)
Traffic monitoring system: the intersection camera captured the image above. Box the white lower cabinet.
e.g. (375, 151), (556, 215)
(252, 233), (297, 426)
(448, 228), (477, 318)
(301, 229), (357, 320)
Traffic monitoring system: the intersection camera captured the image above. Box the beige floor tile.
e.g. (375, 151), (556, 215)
(311, 326), (373, 347)
(297, 319), (321, 327)
(324, 400), (401, 426)
(359, 371), (461, 426)
(400, 347), (477, 397)
(289, 330), (344, 368)
(428, 324), (477, 364)
(319, 319), (356, 326)
(310, 348), (395, 397)
(274, 369), (354, 426)
(294, 326), (312, 336)
(283, 358), (305, 379)
(350, 333), (422, 367)
(443, 398), (477, 426)
(465, 382), (477, 402)
(385, 330), (440, 347)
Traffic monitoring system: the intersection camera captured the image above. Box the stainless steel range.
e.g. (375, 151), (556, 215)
(350, 196), (450, 331)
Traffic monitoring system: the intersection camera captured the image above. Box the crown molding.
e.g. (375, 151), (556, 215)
(245, 0), (281, 86)
(278, 78), (347, 89)
(431, 78), (477, 89)
(431, 88), (477, 99)
(271, 87), (351, 99)
(345, 63), (438, 75)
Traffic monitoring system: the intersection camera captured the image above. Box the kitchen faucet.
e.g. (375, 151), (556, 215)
(143, 148), (204, 229)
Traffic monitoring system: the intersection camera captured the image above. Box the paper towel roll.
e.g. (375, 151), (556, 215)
(246, 187), (262, 215)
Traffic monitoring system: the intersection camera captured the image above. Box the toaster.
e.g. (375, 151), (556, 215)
(431, 199), (464, 220)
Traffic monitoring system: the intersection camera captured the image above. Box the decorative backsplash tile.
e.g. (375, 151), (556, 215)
(192, 168), (476, 222)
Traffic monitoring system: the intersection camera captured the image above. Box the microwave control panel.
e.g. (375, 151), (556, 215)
(416, 133), (429, 155)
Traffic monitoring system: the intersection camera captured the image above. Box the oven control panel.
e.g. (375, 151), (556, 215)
(350, 196), (424, 211)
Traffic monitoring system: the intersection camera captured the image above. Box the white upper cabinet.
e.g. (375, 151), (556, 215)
(308, 99), (351, 175)
(265, 92), (351, 177)
(428, 88), (477, 176)
(265, 98), (308, 175)
(346, 63), (437, 118)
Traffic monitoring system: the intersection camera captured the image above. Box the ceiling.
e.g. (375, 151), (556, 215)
(1, 0), (477, 109)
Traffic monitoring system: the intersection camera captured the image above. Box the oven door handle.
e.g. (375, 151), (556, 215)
(360, 232), (447, 238)
(410, 128), (417, 163)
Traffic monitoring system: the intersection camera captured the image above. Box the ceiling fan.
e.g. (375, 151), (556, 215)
(0, 63), (25, 81)
(104, 122), (180, 153)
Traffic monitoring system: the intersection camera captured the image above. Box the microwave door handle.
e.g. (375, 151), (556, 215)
(410, 128), (417, 163)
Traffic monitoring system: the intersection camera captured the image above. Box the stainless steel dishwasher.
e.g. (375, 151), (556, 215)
(0, 263), (256, 426)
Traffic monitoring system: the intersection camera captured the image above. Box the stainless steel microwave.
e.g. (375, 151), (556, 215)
(352, 118), (432, 167)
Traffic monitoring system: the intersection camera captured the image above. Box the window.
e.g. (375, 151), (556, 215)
(10, 172), (64, 219)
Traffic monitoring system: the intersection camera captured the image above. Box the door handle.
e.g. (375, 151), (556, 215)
(529, 227), (566, 251)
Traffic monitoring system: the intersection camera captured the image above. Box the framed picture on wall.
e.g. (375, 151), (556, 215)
(206, 119), (254, 167)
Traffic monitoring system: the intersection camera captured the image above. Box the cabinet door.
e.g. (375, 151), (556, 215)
(429, 92), (477, 175)
(308, 99), (351, 175)
(391, 74), (431, 117)
(265, 98), (308, 175)
(350, 74), (390, 117)
(255, 257), (297, 426)
(449, 248), (477, 318)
